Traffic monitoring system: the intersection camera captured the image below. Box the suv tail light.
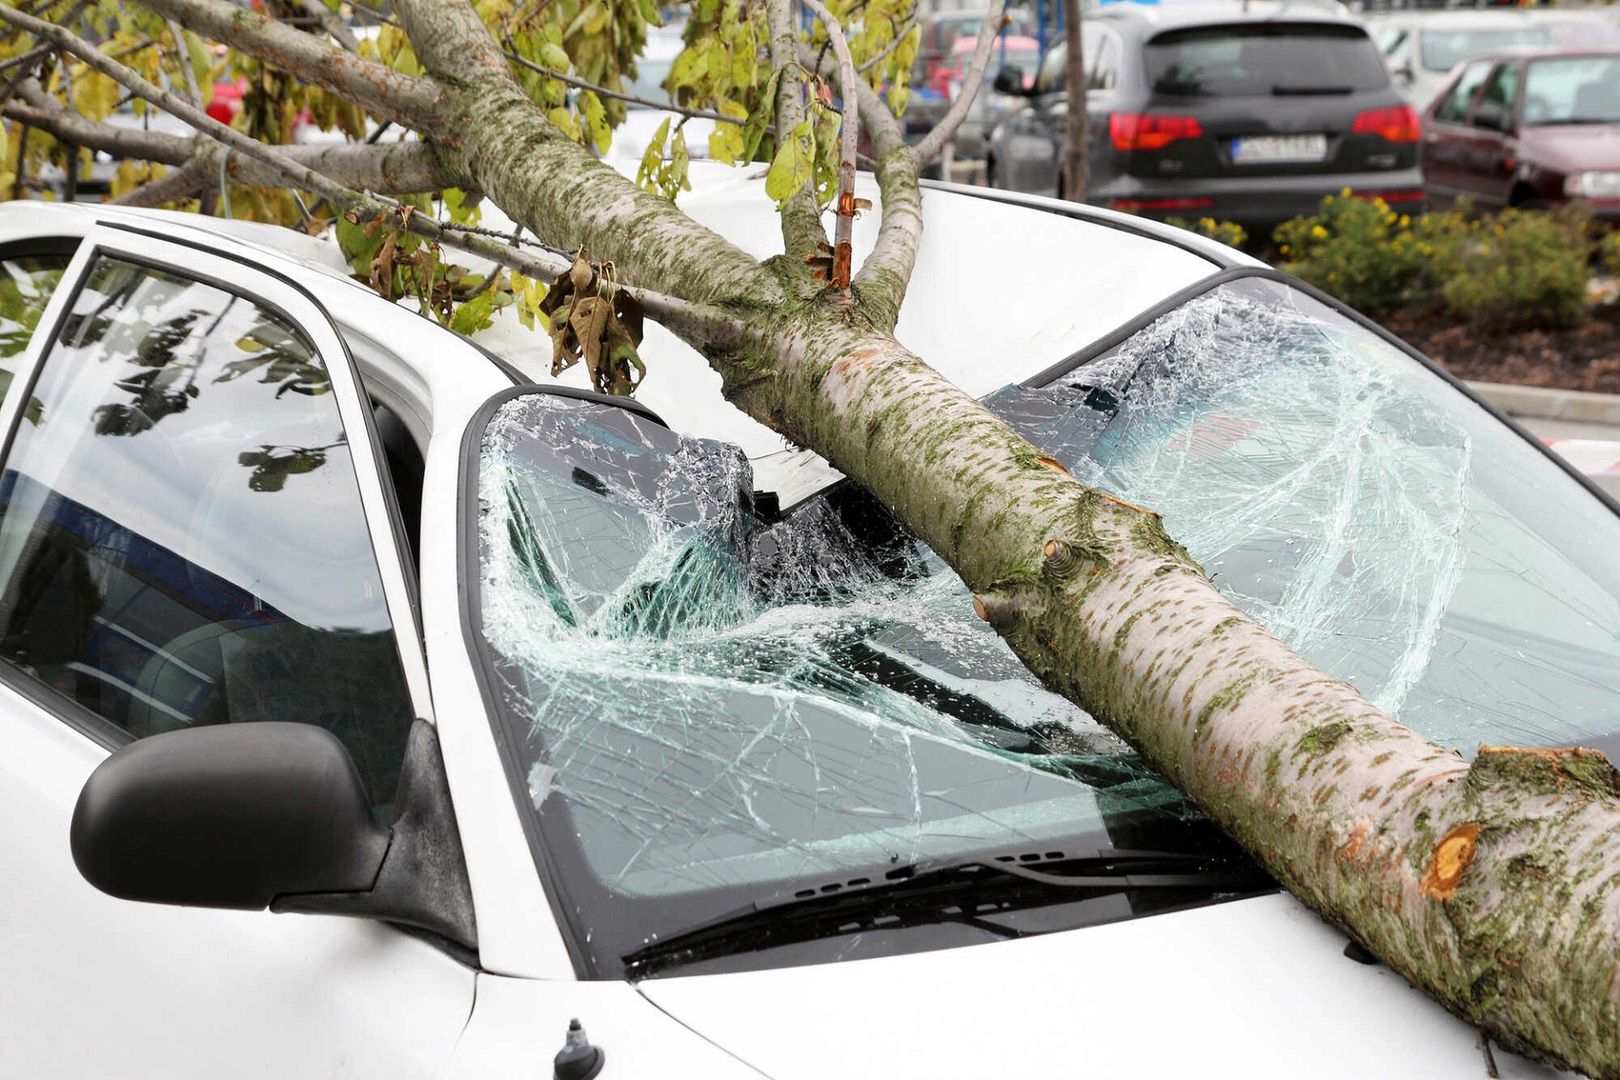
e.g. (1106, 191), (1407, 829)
(1110, 113), (1205, 152)
(1352, 105), (1421, 143)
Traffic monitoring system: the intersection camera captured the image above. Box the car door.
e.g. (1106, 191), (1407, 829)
(1453, 60), (1521, 208)
(1423, 58), (1493, 207)
(0, 225), (476, 1079)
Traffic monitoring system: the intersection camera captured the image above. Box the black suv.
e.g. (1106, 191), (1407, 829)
(986, 1), (1426, 229)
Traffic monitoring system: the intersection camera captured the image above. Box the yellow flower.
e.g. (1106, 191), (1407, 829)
(1399, 215), (1411, 228)
(1311, 224), (1329, 239)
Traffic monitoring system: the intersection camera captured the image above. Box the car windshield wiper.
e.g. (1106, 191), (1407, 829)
(622, 847), (1273, 977)
(1272, 84), (1354, 95)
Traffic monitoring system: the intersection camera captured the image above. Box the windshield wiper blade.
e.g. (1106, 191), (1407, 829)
(622, 847), (1272, 977)
(1271, 84), (1353, 95)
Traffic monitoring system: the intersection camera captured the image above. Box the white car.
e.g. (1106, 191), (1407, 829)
(1, 167), (1607, 1079)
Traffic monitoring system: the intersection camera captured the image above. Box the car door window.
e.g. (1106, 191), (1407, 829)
(1089, 33), (1119, 91)
(0, 254), (414, 804)
(1434, 59), (1491, 123)
(1472, 62), (1518, 130)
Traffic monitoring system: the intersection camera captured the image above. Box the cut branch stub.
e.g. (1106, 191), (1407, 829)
(539, 254), (647, 396)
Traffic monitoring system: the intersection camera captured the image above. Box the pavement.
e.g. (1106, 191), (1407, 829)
(1470, 381), (1620, 499)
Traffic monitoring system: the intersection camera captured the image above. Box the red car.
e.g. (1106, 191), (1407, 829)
(1423, 45), (1620, 218)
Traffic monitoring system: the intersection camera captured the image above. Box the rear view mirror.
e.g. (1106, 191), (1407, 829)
(72, 723), (389, 909)
(993, 65), (1027, 96)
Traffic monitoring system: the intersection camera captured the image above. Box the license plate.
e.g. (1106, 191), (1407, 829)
(1230, 134), (1328, 164)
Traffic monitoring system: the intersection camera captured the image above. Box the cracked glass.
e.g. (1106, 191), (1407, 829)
(473, 277), (1620, 977)
(473, 394), (1236, 978)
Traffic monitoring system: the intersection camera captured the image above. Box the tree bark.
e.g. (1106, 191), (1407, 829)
(1062, 0), (1086, 202)
(24, 0), (1620, 1072)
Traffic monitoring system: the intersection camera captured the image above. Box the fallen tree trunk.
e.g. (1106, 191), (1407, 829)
(756, 300), (1620, 1077)
(10, 0), (1620, 1071)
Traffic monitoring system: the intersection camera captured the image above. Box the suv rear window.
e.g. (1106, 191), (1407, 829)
(1146, 23), (1390, 96)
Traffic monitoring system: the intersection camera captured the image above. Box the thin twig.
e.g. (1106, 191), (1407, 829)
(798, 0), (858, 290)
(502, 44), (737, 126)
(856, 14), (917, 75)
(914, 0), (1004, 165)
(165, 19), (203, 106)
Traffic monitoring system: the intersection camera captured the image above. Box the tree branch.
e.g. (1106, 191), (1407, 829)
(856, 15), (917, 74)
(164, 18), (203, 106)
(799, 0), (858, 290)
(388, 0), (781, 313)
(296, 0), (358, 51)
(112, 159), (207, 206)
(132, 0), (446, 131)
(913, 0), (1004, 166)
(502, 44), (738, 126)
(802, 41), (917, 330)
(765, 0), (827, 268)
(3, 79), (455, 193)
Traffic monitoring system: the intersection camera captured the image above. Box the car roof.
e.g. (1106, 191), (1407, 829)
(0, 165), (1249, 507)
(1378, 9), (1554, 30)
(1441, 43), (1620, 64)
(1092, 0), (1358, 39)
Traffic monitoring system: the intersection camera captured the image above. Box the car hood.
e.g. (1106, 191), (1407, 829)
(1520, 123), (1620, 172)
(638, 893), (1565, 1079)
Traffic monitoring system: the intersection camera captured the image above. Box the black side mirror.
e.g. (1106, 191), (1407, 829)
(993, 65), (1027, 96)
(72, 720), (477, 949)
(72, 722), (388, 908)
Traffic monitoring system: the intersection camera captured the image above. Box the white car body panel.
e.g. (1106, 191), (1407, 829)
(638, 892), (1562, 1080)
(0, 175), (1585, 1078)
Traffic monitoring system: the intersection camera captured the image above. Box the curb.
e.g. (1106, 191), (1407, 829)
(1467, 381), (1620, 426)
(1466, 382), (1620, 497)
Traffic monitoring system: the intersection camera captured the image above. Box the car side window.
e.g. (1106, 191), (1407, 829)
(1434, 59), (1491, 123)
(0, 254), (414, 805)
(1089, 33), (1119, 91)
(1473, 62), (1519, 130)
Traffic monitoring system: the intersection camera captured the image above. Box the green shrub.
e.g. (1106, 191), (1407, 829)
(1600, 230), (1620, 279)
(1164, 216), (1247, 250)
(1442, 206), (1591, 331)
(1273, 192), (1465, 316)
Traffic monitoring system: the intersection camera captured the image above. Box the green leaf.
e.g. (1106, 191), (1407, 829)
(765, 118), (814, 209)
(336, 215), (386, 277)
(579, 90), (611, 155)
(740, 67), (781, 163)
(450, 287), (497, 335)
(539, 41), (571, 71)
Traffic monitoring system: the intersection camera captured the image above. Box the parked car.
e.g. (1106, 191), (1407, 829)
(1369, 9), (1554, 110)
(910, 6), (1037, 97)
(1, 165), (1610, 1078)
(1371, 8), (1620, 111)
(986, 1), (1425, 228)
(905, 34), (1042, 180)
(1423, 45), (1620, 217)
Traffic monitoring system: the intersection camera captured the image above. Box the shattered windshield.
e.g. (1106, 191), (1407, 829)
(471, 275), (1620, 978)
(1012, 275), (1620, 750)
(472, 393), (1236, 978)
